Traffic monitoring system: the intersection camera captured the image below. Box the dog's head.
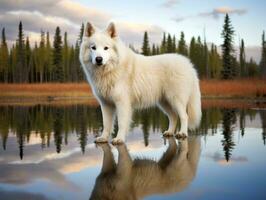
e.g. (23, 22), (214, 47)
(80, 22), (119, 68)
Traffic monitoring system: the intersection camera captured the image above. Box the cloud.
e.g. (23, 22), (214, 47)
(199, 7), (247, 19)
(0, 0), (165, 48)
(161, 0), (179, 8)
(205, 152), (248, 165)
(173, 6), (248, 23)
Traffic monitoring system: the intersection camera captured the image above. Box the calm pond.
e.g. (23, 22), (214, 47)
(0, 100), (265, 200)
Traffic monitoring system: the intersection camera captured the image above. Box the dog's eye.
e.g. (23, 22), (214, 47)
(91, 46), (96, 50)
(104, 46), (109, 50)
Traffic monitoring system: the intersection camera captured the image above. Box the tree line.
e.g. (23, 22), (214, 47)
(0, 14), (265, 83)
(141, 14), (266, 79)
(0, 22), (85, 83)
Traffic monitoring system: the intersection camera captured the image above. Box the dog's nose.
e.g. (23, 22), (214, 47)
(95, 56), (103, 65)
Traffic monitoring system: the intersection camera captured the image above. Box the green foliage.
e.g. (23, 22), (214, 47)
(208, 44), (222, 78)
(141, 31), (150, 56)
(0, 20), (262, 83)
(239, 39), (246, 77)
(16, 21), (26, 82)
(177, 31), (188, 56)
(221, 14), (236, 79)
(53, 26), (63, 82)
(260, 31), (266, 77)
(0, 28), (9, 82)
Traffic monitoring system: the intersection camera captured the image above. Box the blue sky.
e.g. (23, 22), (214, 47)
(77, 0), (266, 46)
(0, 0), (265, 61)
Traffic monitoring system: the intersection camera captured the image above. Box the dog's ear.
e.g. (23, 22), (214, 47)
(85, 22), (95, 37)
(106, 22), (117, 38)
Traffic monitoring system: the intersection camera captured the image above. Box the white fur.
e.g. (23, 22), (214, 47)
(79, 22), (202, 144)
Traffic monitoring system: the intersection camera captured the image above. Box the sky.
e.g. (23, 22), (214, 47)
(0, 0), (265, 61)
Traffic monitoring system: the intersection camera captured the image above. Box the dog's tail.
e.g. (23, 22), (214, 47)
(187, 76), (202, 130)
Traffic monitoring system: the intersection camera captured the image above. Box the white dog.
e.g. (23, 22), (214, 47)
(79, 22), (202, 144)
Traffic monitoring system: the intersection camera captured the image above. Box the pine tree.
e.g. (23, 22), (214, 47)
(178, 31), (188, 56)
(78, 23), (84, 46)
(166, 33), (172, 53)
(141, 31), (150, 56)
(221, 14), (236, 79)
(75, 23), (85, 82)
(53, 26), (63, 82)
(189, 37), (197, 65)
(172, 35), (176, 52)
(209, 44), (222, 78)
(151, 44), (157, 55)
(16, 21), (26, 82)
(25, 36), (31, 82)
(45, 32), (52, 82)
(63, 32), (70, 81)
(0, 28), (9, 82)
(260, 31), (266, 78)
(247, 58), (258, 77)
(160, 33), (166, 54)
(203, 39), (209, 78)
(239, 39), (246, 77)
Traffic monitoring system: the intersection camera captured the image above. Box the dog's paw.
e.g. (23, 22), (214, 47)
(111, 137), (124, 145)
(163, 131), (174, 137)
(175, 132), (187, 140)
(95, 136), (108, 143)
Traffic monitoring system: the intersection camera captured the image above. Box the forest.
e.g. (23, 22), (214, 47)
(0, 14), (266, 83)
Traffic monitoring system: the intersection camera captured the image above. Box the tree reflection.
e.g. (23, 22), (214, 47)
(0, 105), (265, 159)
(221, 109), (236, 161)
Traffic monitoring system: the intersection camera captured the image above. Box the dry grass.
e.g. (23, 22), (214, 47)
(0, 83), (91, 98)
(200, 79), (266, 98)
(0, 79), (266, 101)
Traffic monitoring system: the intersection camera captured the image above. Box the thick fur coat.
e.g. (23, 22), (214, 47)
(79, 22), (202, 144)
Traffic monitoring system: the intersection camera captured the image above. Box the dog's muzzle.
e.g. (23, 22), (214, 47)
(95, 56), (103, 66)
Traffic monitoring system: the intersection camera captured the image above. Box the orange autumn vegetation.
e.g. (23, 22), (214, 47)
(0, 83), (91, 97)
(0, 79), (266, 99)
(200, 79), (266, 98)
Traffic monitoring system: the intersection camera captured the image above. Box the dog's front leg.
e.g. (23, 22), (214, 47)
(95, 103), (115, 143)
(112, 99), (131, 144)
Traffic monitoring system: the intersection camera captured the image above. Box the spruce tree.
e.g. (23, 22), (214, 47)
(239, 39), (246, 77)
(178, 31), (188, 56)
(16, 21), (26, 82)
(160, 33), (166, 54)
(25, 37), (31, 82)
(166, 34), (172, 53)
(248, 58), (259, 77)
(260, 31), (266, 78)
(45, 32), (52, 82)
(151, 44), (157, 55)
(221, 14), (236, 79)
(172, 35), (176, 52)
(209, 44), (222, 78)
(141, 31), (150, 56)
(189, 37), (197, 65)
(53, 26), (63, 82)
(63, 32), (69, 81)
(75, 23), (85, 82)
(0, 28), (9, 82)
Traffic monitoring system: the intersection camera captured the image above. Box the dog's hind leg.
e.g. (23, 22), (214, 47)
(96, 103), (115, 143)
(158, 100), (178, 136)
(171, 100), (188, 138)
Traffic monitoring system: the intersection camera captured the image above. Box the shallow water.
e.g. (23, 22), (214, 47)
(0, 102), (265, 200)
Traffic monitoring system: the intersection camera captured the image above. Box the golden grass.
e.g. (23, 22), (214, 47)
(200, 79), (266, 98)
(0, 83), (91, 97)
(0, 79), (266, 101)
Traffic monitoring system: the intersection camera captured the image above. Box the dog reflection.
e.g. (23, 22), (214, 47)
(90, 137), (201, 200)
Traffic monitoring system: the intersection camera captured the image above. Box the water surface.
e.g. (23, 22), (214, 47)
(0, 101), (265, 200)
